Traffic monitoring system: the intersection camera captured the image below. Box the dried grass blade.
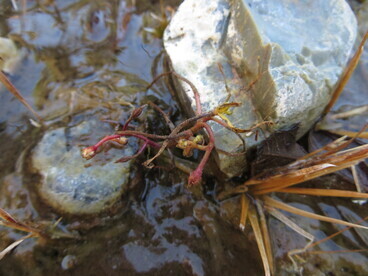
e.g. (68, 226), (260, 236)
(248, 204), (271, 276)
(0, 208), (18, 224)
(239, 194), (249, 231)
(325, 129), (368, 139)
(351, 165), (362, 193)
(267, 206), (315, 247)
(324, 31), (368, 114)
(245, 163), (343, 187)
(263, 196), (368, 229)
(0, 220), (39, 235)
(299, 215), (368, 254)
(330, 105), (368, 120)
(0, 233), (34, 260)
(266, 206), (314, 270)
(277, 188), (368, 198)
(0, 71), (42, 122)
(255, 199), (274, 274)
(249, 144), (368, 195)
(299, 136), (347, 160)
(0, 208), (40, 235)
(305, 249), (368, 255)
(317, 124), (368, 158)
(217, 63), (231, 102)
(251, 164), (342, 195)
(216, 185), (248, 200)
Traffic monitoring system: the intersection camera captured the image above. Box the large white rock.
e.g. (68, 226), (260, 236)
(164, 0), (357, 176)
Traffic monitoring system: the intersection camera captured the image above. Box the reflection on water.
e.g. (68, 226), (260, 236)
(0, 0), (367, 275)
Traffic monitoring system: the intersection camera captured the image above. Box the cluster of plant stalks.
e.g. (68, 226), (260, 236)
(0, 208), (41, 261)
(218, 129), (368, 275)
(81, 71), (271, 186)
(0, 208), (75, 260)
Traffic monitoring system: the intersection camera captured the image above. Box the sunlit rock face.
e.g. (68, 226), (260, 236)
(164, 0), (357, 177)
(31, 119), (132, 215)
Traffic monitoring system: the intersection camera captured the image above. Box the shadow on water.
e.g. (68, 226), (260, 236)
(0, 0), (367, 275)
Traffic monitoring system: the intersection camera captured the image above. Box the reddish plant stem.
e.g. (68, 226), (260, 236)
(208, 117), (229, 128)
(147, 71), (202, 114)
(142, 112), (213, 167)
(92, 135), (121, 150)
(116, 130), (169, 140)
(115, 141), (149, 163)
(136, 141), (149, 155)
(148, 101), (175, 131)
(92, 133), (161, 151)
(127, 134), (161, 148)
(116, 129), (193, 141)
(188, 122), (215, 186)
(122, 104), (148, 131)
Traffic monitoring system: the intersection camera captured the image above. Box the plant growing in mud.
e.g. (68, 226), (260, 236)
(81, 71), (272, 186)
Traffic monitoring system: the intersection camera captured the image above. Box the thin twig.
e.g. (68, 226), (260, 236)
(0, 71), (42, 122)
(323, 31), (368, 114)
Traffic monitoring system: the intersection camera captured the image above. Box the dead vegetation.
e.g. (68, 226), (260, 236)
(0, 208), (40, 261)
(215, 31), (368, 275)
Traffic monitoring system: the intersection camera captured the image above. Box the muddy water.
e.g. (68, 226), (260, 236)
(0, 0), (367, 275)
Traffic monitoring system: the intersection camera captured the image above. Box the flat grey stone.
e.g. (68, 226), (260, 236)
(164, 0), (357, 176)
(31, 119), (132, 215)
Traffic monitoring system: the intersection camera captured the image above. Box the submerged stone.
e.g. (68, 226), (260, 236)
(31, 119), (132, 215)
(164, 0), (357, 176)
